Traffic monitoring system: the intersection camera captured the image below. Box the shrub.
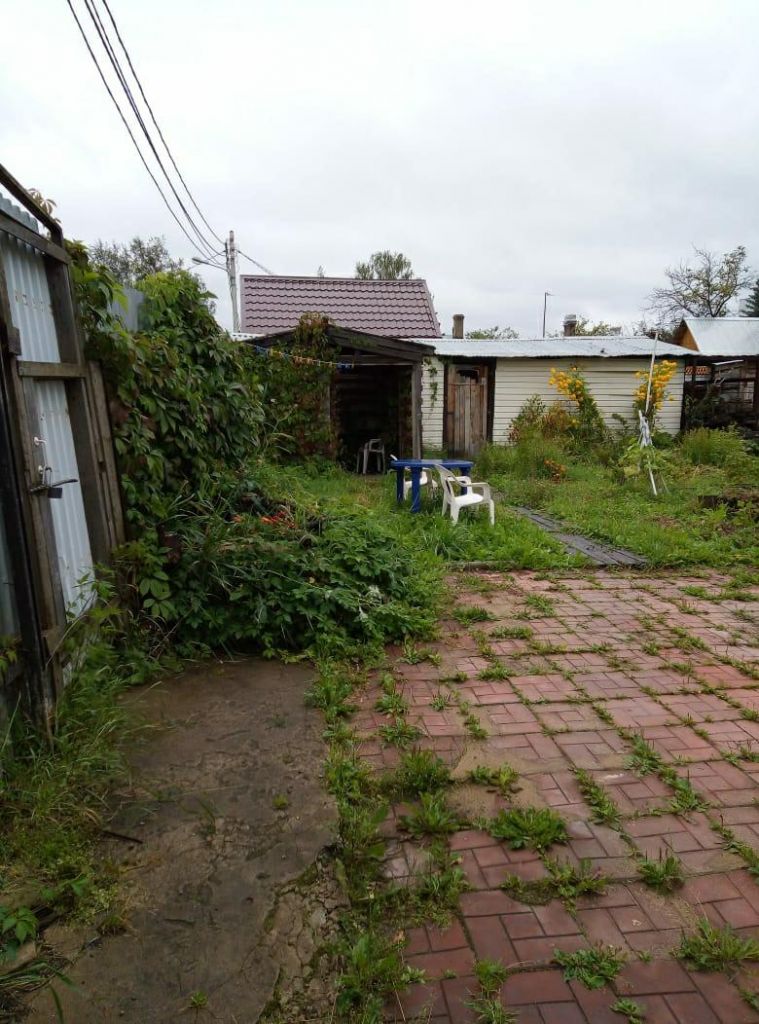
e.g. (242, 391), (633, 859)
(507, 394), (547, 443)
(680, 427), (748, 467)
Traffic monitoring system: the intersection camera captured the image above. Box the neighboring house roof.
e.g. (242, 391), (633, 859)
(673, 318), (759, 357)
(239, 275), (441, 338)
(423, 337), (687, 360)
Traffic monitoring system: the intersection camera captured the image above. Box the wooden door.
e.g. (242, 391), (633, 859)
(450, 365), (487, 456)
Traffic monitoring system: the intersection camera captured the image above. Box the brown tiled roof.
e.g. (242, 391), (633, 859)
(240, 275), (441, 338)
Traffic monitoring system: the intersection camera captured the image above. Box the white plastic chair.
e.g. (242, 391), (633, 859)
(436, 466), (495, 526)
(389, 455), (438, 500)
(356, 438), (386, 474)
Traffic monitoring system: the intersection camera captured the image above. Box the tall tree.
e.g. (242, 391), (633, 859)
(742, 277), (759, 317)
(355, 250), (414, 280)
(647, 245), (751, 325)
(90, 235), (185, 287)
(466, 325), (519, 340)
(573, 317), (622, 336)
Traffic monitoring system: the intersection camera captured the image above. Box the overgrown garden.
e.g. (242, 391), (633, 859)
(1, 256), (758, 1020)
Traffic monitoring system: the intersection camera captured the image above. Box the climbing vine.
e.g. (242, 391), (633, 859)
(255, 313), (339, 458)
(424, 358), (440, 411)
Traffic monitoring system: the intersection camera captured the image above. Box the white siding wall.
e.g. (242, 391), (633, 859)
(492, 358), (684, 442)
(421, 357), (444, 450)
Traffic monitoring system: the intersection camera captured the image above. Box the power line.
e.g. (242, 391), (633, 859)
(65, 0), (276, 282)
(78, 0), (219, 260)
(63, 0), (215, 262)
(237, 249), (275, 275)
(99, 0), (226, 249)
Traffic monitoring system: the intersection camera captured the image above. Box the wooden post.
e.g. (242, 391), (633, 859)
(411, 362), (423, 458)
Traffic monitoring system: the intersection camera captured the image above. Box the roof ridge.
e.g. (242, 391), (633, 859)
(239, 274), (431, 284)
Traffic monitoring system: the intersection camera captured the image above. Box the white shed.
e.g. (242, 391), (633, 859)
(419, 337), (686, 456)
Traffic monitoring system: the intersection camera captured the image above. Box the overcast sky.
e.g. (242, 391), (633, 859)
(2, 0), (758, 336)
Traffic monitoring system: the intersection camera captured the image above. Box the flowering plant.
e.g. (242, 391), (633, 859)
(634, 360), (678, 426)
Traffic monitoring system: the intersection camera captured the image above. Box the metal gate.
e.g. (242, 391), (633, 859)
(0, 164), (124, 720)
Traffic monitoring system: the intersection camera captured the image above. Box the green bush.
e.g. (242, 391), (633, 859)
(477, 435), (567, 481)
(680, 427), (748, 467)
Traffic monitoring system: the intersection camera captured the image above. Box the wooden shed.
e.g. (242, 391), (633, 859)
(420, 337), (687, 457)
(242, 325), (433, 465)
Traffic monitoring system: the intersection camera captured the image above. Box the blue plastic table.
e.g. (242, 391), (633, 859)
(391, 458), (474, 513)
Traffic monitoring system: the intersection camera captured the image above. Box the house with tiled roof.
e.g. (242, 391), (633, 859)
(237, 275), (442, 461)
(240, 275), (441, 338)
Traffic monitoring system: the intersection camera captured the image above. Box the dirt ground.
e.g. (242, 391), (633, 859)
(27, 658), (341, 1024)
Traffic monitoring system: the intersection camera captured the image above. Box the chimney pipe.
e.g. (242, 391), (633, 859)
(452, 313), (465, 339)
(563, 313), (578, 337)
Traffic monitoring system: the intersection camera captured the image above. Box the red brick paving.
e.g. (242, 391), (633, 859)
(370, 570), (759, 1022)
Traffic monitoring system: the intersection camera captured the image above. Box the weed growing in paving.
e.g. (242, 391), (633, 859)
(474, 958), (509, 994)
(336, 929), (417, 1022)
(454, 605), (495, 625)
(678, 918), (759, 972)
(573, 768), (621, 827)
(408, 852), (469, 924)
(501, 858), (606, 909)
(485, 807), (568, 852)
(663, 772), (707, 814)
(375, 691), (409, 717)
(466, 995), (517, 1024)
(400, 792), (459, 838)
(469, 763), (520, 795)
(379, 718), (422, 748)
(392, 749), (451, 796)
(523, 594), (556, 617)
(305, 670), (357, 721)
(490, 625), (533, 641)
(401, 640), (441, 666)
(741, 989), (759, 1012)
(467, 960), (516, 1024)
(478, 661), (513, 682)
(441, 671), (469, 684)
(464, 714), (489, 739)
(611, 997), (646, 1022)
(430, 690), (452, 711)
(554, 945), (625, 990)
(626, 736), (663, 776)
(637, 852), (684, 892)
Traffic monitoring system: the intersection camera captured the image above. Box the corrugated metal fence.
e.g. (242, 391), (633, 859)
(0, 166), (124, 725)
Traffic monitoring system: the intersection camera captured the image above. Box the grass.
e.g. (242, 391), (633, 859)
(490, 625), (533, 641)
(454, 605), (495, 624)
(292, 469), (579, 570)
(375, 691), (409, 717)
(468, 763), (520, 795)
(379, 718), (422, 748)
(678, 918), (759, 972)
(611, 997), (646, 1023)
(393, 748), (451, 796)
(486, 452), (759, 569)
(501, 858), (607, 909)
(467, 960), (516, 1024)
(485, 807), (568, 852)
(637, 852), (684, 892)
(573, 768), (621, 827)
(400, 792), (459, 838)
(554, 945), (625, 990)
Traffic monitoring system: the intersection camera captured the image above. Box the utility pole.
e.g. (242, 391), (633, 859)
(226, 229), (240, 333)
(542, 291), (552, 338)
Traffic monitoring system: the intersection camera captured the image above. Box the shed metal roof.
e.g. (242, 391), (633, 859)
(240, 275), (441, 338)
(421, 337), (687, 360)
(677, 318), (759, 357)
